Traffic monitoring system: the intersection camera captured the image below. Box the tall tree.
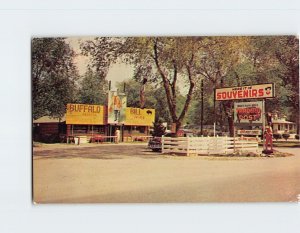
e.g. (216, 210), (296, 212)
(82, 37), (204, 134)
(32, 38), (78, 119)
(77, 67), (108, 105)
(196, 37), (250, 136)
(273, 36), (299, 131)
(121, 37), (205, 134)
(246, 36), (299, 126)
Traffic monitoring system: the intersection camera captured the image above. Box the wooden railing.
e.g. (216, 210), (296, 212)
(161, 136), (259, 156)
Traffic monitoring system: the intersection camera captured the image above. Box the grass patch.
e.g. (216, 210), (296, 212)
(259, 142), (300, 147)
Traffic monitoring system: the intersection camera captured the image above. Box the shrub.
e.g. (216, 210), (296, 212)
(152, 121), (166, 137)
(295, 134), (299, 140)
(40, 133), (60, 143)
(273, 133), (282, 141)
(282, 133), (290, 141)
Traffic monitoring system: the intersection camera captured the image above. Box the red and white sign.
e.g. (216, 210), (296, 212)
(215, 83), (274, 101)
(234, 101), (263, 123)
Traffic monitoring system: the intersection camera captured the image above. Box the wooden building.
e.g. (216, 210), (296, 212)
(33, 104), (155, 143)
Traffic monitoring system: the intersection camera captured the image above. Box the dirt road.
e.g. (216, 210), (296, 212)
(33, 144), (300, 203)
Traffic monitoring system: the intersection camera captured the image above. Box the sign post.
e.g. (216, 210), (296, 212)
(215, 83), (275, 154)
(262, 99), (266, 150)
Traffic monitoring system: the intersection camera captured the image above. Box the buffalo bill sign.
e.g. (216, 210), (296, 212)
(215, 83), (274, 101)
(234, 101), (263, 124)
(66, 104), (105, 125)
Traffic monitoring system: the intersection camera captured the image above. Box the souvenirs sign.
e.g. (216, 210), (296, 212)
(66, 104), (105, 125)
(125, 107), (155, 126)
(234, 101), (263, 124)
(215, 83), (274, 101)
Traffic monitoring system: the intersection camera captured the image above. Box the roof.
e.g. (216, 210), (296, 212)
(33, 115), (66, 123)
(272, 119), (295, 124)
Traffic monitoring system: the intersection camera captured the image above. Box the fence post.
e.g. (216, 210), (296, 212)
(208, 136), (210, 155)
(161, 135), (164, 154)
(241, 139), (243, 152)
(187, 137), (190, 156)
(225, 136), (227, 155)
(233, 136), (236, 154)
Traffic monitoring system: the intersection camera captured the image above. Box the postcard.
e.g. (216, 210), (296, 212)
(32, 36), (300, 203)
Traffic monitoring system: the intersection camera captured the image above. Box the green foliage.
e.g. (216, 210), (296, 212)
(80, 36), (299, 133)
(273, 133), (282, 141)
(116, 79), (141, 107)
(32, 38), (78, 119)
(77, 68), (108, 104)
(152, 120), (166, 137)
(282, 133), (290, 141)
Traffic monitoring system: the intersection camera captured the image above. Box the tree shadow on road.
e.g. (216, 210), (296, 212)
(33, 145), (164, 160)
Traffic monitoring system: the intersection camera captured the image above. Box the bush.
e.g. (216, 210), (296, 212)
(273, 133), (282, 141)
(282, 133), (290, 141)
(40, 133), (60, 143)
(295, 134), (299, 140)
(152, 121), (166, 137)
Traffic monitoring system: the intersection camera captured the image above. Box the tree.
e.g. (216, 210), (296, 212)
(81, 37), (205, 134)
(116, 80), (141, 108)
(273, 36), (299, 132)
(77, 67), (108, 105)
(80, 36), (299, 136)
(32, 38), (78, 119)
(246, 36), (299, 130)
(195, 37), (250, 136)
(80, 37), (123, 78)
(152, 120), (166, 137)
(122, 37), (210, 134)
(116, 80), (173, 123)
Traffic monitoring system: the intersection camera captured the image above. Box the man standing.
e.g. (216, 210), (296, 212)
(115, 128), (121, 143)
(264, 126), (273, 152)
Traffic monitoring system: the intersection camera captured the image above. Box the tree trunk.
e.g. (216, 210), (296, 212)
(175, 121), (182, 137)
(228, 115), (234, 137)
(153, 39), (195, 137)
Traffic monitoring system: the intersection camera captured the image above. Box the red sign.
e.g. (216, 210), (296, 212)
(234, 101), (263, 124)
(215, 83), (274, 101)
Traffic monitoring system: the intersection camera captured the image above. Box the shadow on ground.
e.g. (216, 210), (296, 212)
(33, 144), (161, 160)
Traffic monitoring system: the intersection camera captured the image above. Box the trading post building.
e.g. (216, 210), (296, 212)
(33, 91), (155, 143)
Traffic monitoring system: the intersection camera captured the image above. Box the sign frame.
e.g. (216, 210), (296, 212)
(107, 90), (127, 124)
(66, 103), (105, 125)
(124, 107), (155, 126)
(215, 83), (275, 101)
(234, 101), (263, 124)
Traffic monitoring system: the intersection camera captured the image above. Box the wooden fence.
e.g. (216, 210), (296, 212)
(161, 136), (259, 156)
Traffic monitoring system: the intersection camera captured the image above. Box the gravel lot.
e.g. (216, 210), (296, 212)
(33, 143), (300, 203)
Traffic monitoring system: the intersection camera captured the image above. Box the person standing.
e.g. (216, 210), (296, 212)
(264, 126), (273, 151)
(115, 128), (121, 144)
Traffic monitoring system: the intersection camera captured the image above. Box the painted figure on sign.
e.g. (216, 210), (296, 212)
(264, 126), (273, 151)
(111, 92), (121, 122)
(265, 86), (272, 96)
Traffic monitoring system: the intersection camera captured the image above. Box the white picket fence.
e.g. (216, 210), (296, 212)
(161, 136), (259, 156)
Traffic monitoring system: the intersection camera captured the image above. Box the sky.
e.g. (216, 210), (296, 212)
(65, 37), (190, 95)
(65, 37), (134, 88)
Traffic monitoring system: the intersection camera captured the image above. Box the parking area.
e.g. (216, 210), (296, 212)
(33, 143), (300, 203)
